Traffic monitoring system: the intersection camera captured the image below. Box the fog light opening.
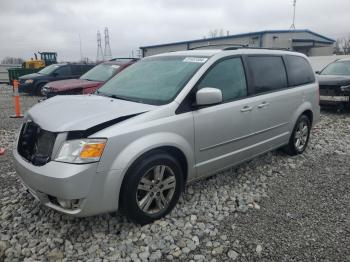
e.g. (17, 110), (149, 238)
(48, 195), (81, 210)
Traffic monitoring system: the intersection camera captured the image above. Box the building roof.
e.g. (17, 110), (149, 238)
(140, 29), (335, 49)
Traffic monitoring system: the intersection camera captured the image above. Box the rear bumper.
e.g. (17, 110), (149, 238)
(13, 149), (123, 217)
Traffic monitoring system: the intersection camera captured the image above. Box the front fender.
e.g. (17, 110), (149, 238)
(109, 132), (195, 177)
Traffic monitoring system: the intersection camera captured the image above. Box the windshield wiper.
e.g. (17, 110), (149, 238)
(107, 94), (130, 101)
(95, 91), (129, 101)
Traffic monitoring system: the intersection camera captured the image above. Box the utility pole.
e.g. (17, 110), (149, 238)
(103, 27), (112, 61)
(290, 0), (297, 30)
(78, 34), (83, 61)
(96, 31), (103, 62)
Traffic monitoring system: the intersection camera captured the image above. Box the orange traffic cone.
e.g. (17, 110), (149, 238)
(10, 80), (23, 118)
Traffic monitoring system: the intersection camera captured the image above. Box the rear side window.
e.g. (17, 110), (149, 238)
(248, 56), (288, 94)
(71, 65), (81, 75)
(55, 66), (71, 76)
(197, 57), (247, 102)
(285, 55), (315, 86)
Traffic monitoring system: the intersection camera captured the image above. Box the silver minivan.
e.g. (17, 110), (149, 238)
(14, 48), (320, 224)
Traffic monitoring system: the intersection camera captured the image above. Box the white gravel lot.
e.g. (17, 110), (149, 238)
(0, 84), (349, 261)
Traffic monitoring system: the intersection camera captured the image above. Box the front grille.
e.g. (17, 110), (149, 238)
(18, 121), (57, 166)
(319, 85), (342, 96)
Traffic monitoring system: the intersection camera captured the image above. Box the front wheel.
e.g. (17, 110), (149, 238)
(120, 152), (184, 225)
(34, 83), (45, 96)
(284, 114), (311, 155)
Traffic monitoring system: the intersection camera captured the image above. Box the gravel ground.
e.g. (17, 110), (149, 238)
(0, 84), (349, 261)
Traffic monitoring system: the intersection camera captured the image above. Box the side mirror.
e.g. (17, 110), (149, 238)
(196, 87), (223, 106)
(315, 71), (320, 74)
(52, 72), (58, 77)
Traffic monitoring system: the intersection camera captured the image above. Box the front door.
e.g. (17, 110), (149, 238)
(193, 57), (255, 177)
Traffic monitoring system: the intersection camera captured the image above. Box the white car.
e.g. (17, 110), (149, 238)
(14, 48), (320, 224)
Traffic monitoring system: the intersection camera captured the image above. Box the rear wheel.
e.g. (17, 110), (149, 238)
(284, 114), (311, 155)
(120, 151), (184, 225)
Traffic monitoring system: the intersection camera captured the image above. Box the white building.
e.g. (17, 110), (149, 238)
(140, 29), (335, 57)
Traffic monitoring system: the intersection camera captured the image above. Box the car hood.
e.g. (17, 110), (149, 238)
(19, 73), (43, 80)
(45, 79), (102, 92)
(317, 75), (350, 86)
(27, 95), (157, 132)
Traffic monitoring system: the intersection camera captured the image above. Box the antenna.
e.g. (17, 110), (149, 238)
(78, 34), (83, 61)
(290, 0), (297, 30)
(103, 27), (112, 61)
(96, 30), (103, 62)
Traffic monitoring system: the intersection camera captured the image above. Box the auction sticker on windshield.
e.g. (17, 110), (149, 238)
(183, 57), (208, 63)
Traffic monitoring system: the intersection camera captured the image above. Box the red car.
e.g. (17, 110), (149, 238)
(41, 58), (138, 98)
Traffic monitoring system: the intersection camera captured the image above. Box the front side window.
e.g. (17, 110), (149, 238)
(248, 56), (288, 94)
(285, 55), (315, 86)
(321, 61), (350, 76)
(197, 57), (247, 101)
(97, 56), (207, 105)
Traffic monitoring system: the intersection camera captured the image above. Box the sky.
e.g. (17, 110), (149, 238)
(0, 0), (349, 62)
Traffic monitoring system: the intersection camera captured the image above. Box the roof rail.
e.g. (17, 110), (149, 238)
(109, 57), (140, 61)
(189, 44), (248, 50)
(223, 46), (291, 51)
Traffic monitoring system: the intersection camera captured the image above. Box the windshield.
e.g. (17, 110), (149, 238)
(38, 64), (60, 75)
(97, 56), (208, 105)
(321, 61), (350, 76)
(80, 63), (120, 82)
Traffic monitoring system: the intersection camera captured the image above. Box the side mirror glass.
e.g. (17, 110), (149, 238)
(196, 87), (223, 106)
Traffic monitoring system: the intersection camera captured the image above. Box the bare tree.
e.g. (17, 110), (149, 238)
(208, 29), (219, 38)
(334, 36), (350, 55)
(1, 57), (25, 65)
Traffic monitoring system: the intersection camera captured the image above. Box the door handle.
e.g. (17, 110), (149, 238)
(257, 101), (270, 108)
(240, 105), (253, 112)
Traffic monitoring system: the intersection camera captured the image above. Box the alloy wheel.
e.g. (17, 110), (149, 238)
(136, 165), (176, 215)
(294, 120), (309, 151)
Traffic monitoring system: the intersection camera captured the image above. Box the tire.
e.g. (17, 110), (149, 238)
(120, 151), (184, 225)
(284, 114), (311, 156)
(34, 83), (45, 96)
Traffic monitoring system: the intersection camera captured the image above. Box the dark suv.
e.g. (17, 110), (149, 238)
(18, 63), (95, 95)
(317, 59), (350, 108)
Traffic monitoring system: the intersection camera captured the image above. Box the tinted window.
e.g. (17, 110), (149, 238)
(71, 65), (81, 75)
(285, 55), (315, 86)
(197, 57), (247, 101)
(55, 66), (71, 76)
(248, 56), (287, 94)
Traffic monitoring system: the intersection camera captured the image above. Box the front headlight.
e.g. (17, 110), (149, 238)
(55, 138), (107, 164)
(41, 86), (51, 95)
(24, 79), (34, 84)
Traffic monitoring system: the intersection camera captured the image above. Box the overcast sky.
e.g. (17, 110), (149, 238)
(1, 0), (349, 62)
